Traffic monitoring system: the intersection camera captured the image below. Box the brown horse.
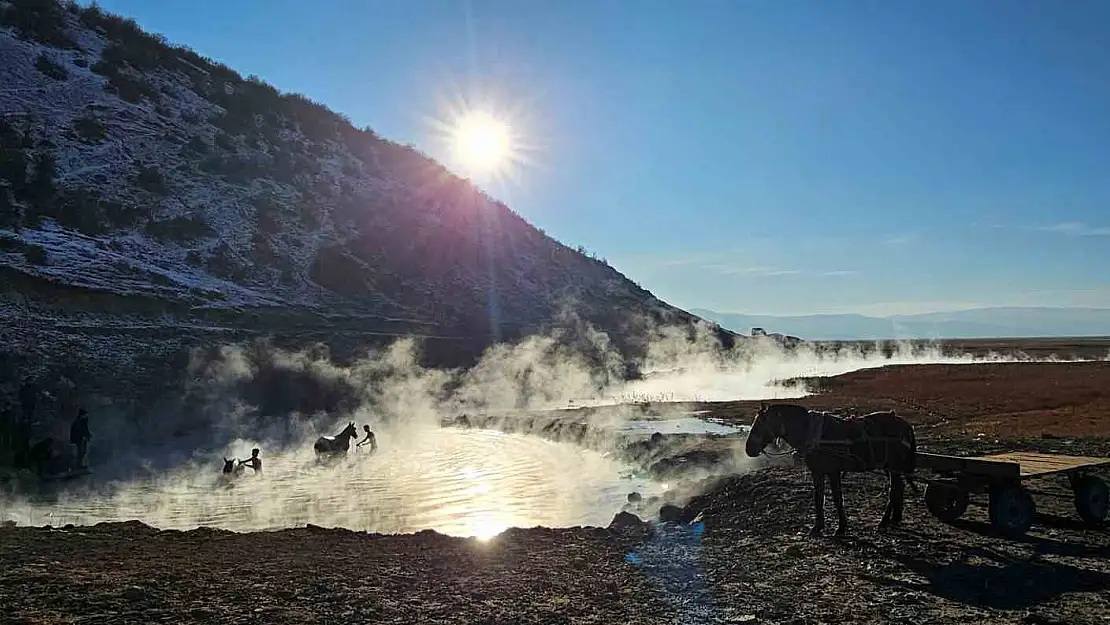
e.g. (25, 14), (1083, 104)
(745, 402), (918, 536)
(313, 421), (358, 458)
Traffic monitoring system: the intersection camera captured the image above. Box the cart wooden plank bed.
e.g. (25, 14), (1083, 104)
(916, 451), (1110, 538)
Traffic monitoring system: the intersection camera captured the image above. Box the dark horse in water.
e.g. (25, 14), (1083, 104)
(745, 402), (919, 536)
(313, 422), (358, 458)
(222, 457), (245, 476)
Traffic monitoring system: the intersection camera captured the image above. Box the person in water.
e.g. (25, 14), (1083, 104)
(356, 425), (377, 452)
(239, 448), (262, 474)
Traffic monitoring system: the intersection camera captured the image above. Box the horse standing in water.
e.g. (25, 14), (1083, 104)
(313, 422), (358, 458)
(222, 457), (245, 476)
(219, 457), (245, 487)
(745, 402), (918, 537)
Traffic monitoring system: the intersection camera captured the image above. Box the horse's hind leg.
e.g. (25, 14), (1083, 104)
(830, 472), (849, 536)
(891, 473), (906, 526)
(880, 471), (895, 528)
(810, 470), (827, 537)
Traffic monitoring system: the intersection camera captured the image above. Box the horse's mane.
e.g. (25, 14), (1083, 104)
(764, 402), (807, 412)
(763, 402), (811, 417)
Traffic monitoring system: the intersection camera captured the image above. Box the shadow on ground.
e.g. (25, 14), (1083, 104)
(861, 541), (1110, 610)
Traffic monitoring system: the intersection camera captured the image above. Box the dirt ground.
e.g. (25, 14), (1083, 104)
(705, 361), (1110, 439)
(4, 354), (1110, 624)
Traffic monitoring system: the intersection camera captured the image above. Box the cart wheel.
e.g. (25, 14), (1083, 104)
(988, 486), (1035, 538)
(924, 483), (969, 522)
(1073, 475), (1109, 525)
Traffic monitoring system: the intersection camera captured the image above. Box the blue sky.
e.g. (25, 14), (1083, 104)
(92, 0), (1110, 316)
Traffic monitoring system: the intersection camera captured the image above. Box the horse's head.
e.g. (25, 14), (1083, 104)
(345, 421), (358, 439)
(222, 458), (235, 473)
(745, 402), (783, 457)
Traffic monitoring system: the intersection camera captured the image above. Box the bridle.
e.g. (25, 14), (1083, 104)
(762, 444), (798, 458)
(752, 410), (797, 457)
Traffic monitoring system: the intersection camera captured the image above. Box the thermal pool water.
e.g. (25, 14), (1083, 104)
(1, 426), (665, 539)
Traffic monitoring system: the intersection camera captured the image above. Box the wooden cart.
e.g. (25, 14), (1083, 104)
(916, 451), (1110, 538)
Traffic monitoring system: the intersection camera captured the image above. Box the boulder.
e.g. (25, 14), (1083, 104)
(658, 504), (683, 524)
(609, 511), (646, 531)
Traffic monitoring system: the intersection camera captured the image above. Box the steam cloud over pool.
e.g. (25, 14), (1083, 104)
(583, 340), (1108, 406)
(2, 427), (663, 539)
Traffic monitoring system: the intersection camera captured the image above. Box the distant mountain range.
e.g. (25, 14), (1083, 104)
(690, 307), (1110, 341)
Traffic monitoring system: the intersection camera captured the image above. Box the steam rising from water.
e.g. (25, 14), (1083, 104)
(6, 316), (1103, 535)
(2, 426), (663, 538)
(602, 339), (1077, 405)
(186, 327), (1098, 432)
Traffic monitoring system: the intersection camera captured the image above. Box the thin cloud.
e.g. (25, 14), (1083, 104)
(705, 264), (800, 277)
(628, 252), (849, 278)
(882, 234), (914, 246)
(659, 254), (720, 267)
(1036, 222), (1110, 237)
(621, 251), (735, 269)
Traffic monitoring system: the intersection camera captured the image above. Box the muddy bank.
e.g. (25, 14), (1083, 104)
(0, 521), (672, 625)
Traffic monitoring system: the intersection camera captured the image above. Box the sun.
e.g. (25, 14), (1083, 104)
(427, 94), (537, 187)
(450, 110), (512, 178)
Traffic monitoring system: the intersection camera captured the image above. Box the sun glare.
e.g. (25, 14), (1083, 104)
(469, 517), (509, 541)
(428, 95), (536, 187)
(451, 110), (512, 178)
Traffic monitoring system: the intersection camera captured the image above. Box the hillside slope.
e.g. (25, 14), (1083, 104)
(0, 1), (721, 376)
(0, 0), (742, 426)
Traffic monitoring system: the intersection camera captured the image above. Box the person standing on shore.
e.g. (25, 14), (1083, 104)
(69, 408), (91, 468)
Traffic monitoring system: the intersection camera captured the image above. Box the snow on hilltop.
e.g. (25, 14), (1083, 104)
(0, 0), (712, 344)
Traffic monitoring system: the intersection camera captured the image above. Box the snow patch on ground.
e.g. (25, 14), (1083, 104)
(2, 224), (281, 307)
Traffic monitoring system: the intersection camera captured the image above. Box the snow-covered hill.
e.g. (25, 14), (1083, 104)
(0, 0), (711, 351)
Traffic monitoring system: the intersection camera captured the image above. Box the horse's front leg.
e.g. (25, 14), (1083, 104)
(830, 472), (848, 536)
(810, 470), (827, 537)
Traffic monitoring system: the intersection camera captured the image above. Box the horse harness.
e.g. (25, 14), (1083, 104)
(801, 410), (909, 468)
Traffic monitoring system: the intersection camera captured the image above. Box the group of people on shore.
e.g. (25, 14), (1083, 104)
(2, 379), (92, 475)
(8, 377), (381, 479)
